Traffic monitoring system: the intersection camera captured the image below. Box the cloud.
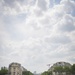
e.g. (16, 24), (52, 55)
(37, 0), (47, 11)
(0, 0), (37, 15)
(60, 0), (75, 15)
(45, 34), (71, 44)
(55, 14), (75, 32)
(0, 0), (75, 73)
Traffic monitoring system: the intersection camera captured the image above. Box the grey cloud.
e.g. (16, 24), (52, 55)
(57, 44), (75, 58)
(56, 14), (75, 32)
(15, 0), (37, 6)
(0, 0), (37, 15)
(45, 43), (75, 62)
(39, 17), (53, 28)
(0, 57), (11, 68)
(69, 58), (75, 63)
(0, 42), (15, 56)
(45, 35), (71, 44)
(66, 44), (75, 55)
(59, 23), (75, 32)
(3, 0), (36, 7)
(34, 9), (43, 17)
(0, 0), (20, 15)
(60, 0), (75, 15)
(54, 0), (61, 4)
(49, 0), (55, 8)
(49, 0), (61, 6)
(37, 0), (47, 11)
(3, 0), (15, 7)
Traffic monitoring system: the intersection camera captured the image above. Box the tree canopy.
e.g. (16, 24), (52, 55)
(0, 67), (8, 75)
(41, 71), (52, 75)
(22, 71), (33, 75)
(71, 64), (75, 75)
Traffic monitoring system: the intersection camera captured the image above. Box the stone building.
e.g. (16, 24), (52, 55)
(48, 61), (71, 75)
(8, 62), (27, 75)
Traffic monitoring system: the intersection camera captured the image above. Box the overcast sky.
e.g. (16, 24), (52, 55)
(0, 0), (75, 73)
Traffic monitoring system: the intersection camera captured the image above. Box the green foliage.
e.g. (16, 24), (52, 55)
(63, 66), (71, 75)
(63, 66), (70, 72)
(22, 71), (33, 75)
(0, 67), (8, 75)
(48, 71), (52, 75)
(71, 64), (75, 75)
(51, 64), (75, 75)
(54, 66), (63, 72)
(41, 71), (52, 75)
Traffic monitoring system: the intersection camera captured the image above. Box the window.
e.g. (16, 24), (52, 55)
(17, 72), (19, 75)
(59, 62), (61, 64)
(13, 67), (16, 72)
(14, 67), (16, 69)
(13, 72), (15, 75)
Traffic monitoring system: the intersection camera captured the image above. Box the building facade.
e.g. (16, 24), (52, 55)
(48, 62), (71, 75)
(8, 62), (27, 75)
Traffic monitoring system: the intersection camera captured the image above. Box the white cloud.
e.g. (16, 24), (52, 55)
(0, 0), (37, 15)
(0, 0), (75, 73)
(55, 14), (75, 32)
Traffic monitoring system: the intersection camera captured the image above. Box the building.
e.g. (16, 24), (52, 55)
(48, 61), (71, 75)
(8, 62), (27, 75)
(21, 66), (27, 72)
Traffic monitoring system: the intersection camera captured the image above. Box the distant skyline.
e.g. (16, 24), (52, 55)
(0, 0), (75, 73)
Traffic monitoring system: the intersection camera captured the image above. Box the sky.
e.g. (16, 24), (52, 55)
(0, 0), (75, 73)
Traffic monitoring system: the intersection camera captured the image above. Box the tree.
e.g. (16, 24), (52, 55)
(71, 64), (75, 75)
(0, 67), (8, 75)
(41, 71), (47, 75)
(53, 66), (63, 75)
(22, 71), (33, 75)
(63, 66), (71, 75)
(41, 71), (52, 75)
(48, 71), (52, 75)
